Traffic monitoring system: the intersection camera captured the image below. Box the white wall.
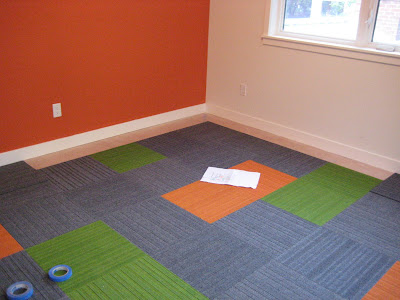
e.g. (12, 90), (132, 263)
(206, 0), (400, 172)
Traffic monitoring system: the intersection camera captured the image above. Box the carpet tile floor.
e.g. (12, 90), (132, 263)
(90, 143), (166, 174)
(362, 261), (400, 299)
(0, 122), (399, 299)
(163, 160), (297, 223)
(262, 163), (382, 225)
(0, 224), (23, 259)
(371, 173), (400, 202)
(0, 251), (67, 300)
(41, 156), (117, 192)
(214, 201), (318, 256)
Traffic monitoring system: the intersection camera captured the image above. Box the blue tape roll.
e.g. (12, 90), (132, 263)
(48, 265), (72, 282)
(6, 281), (33, 300)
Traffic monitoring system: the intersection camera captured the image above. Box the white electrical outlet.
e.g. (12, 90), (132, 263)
(240, 83), (247, 96)
(52, 103), (62, 118)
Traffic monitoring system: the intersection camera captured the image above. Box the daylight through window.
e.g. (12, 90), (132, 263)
(266, 0), (400, 53)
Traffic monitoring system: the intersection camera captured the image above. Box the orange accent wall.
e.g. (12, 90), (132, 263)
(0, 0), (209, 153)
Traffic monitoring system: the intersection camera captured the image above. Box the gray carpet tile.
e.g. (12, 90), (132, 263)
(152, 225), (268, 299)
(0, 193), (95, 248)
(155, 122), (289, 164)
(218, 131), (290, 158)
(350, 191), (400, 222)
(0, 180), (58, 211)
(175, 122), (248, 144)
(103, 197), (209, 256)
(203, 123), (327, 177)
(324, 192), (400, 260)
(217, 261), (345, 300)
(215, 201), (318, 257)
(210, 130), (326, 178)
(66, 172), (161, 218)
(122, 158), (202, 194)
(0, 161), (48, 195)
(0, 162), (58, 211)
(371, 173), (400, 202)
(137, 130), (208, 158)
(41, 156), (117, 192)
(138, 122), (323, 177)
(254, 151), (327, 178)
(175, 142), (257, 173)
(277, 227), (396, 300)
(0, 251), (68, 300)
(138, 123), (258, 164)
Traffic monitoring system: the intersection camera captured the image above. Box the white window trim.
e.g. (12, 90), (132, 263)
(262, 0), (400, 66)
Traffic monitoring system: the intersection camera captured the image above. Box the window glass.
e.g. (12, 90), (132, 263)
(283, 0), (361, 40)
(373, 0), (400, 45)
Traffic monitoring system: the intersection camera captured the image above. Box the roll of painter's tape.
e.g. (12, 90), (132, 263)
(48, 265), (72, 282)
(6, 281), (33, 300)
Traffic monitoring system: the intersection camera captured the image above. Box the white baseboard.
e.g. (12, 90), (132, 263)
(207, 103), (400, 173)
(0, 104), (206, 167)
(2, 102), (399, 173)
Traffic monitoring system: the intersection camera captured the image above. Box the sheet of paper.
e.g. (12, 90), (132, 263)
(200, 167), (260, 189)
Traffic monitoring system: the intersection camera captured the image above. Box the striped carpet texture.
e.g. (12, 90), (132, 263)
(263, 179), (357, 225)
(0, 251), (67, 299)
(209, 127), (327, 178)
(324, 192), (400, 260)
(173, 142), (257, 173)
(362, 261), (400, 300)
(216, 129), (288, 157)
(214, 201), (317, 256)
(27, 221), (206, 298)
(41, 156), (117, 192)
(103, 197), (208, 256)
(278, 228), (396, 299)
(371, 173), (400, 202)
(0, 193), (95, 248)
(26, 221), (143, 294)
(122, 158), (203, 195)
(67, 256), (208, 300)
(163, 160), (297, 223)
(0, 224), (23, 259)
(90, 143), (166, 173)
(262, 163), (382, 225)
(217, 261), (345, 300)
(138, 130), (211, 158)
(65, 170), (163, 218)
(165, 122), (247, 145)
(0, 162), (57, 210)
(254, 151), (327, 178)
(0, 161), (48, 195)
(1, 122), (399, 299)
(138, 123), (260, 173)
(0, 180), (57, 211)
(303, 163), (382, 198)
(152, 225), (267, 299)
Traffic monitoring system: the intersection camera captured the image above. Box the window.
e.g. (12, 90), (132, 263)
(263, 0), (400, 65)
(373, 0), (400, 45)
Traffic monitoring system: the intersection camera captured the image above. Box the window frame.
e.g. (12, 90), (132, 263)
(262, 0), (400, 66)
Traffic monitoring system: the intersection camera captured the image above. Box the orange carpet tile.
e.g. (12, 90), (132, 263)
(163, 160), (297, 223)
(363, 261), (400, 300)
(0, 224), (23, 259)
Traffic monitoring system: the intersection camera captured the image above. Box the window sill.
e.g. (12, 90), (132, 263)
(261, 35), (400, 67)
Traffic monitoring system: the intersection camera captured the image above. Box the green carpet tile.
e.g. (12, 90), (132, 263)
(27, 221), (205, 299)
(302, 163), (382, 198)
(68, 256), (208, 300)
(26, 221), (142, 294)
(90, 143), (166, 173)
(262, 163), (382, 225)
